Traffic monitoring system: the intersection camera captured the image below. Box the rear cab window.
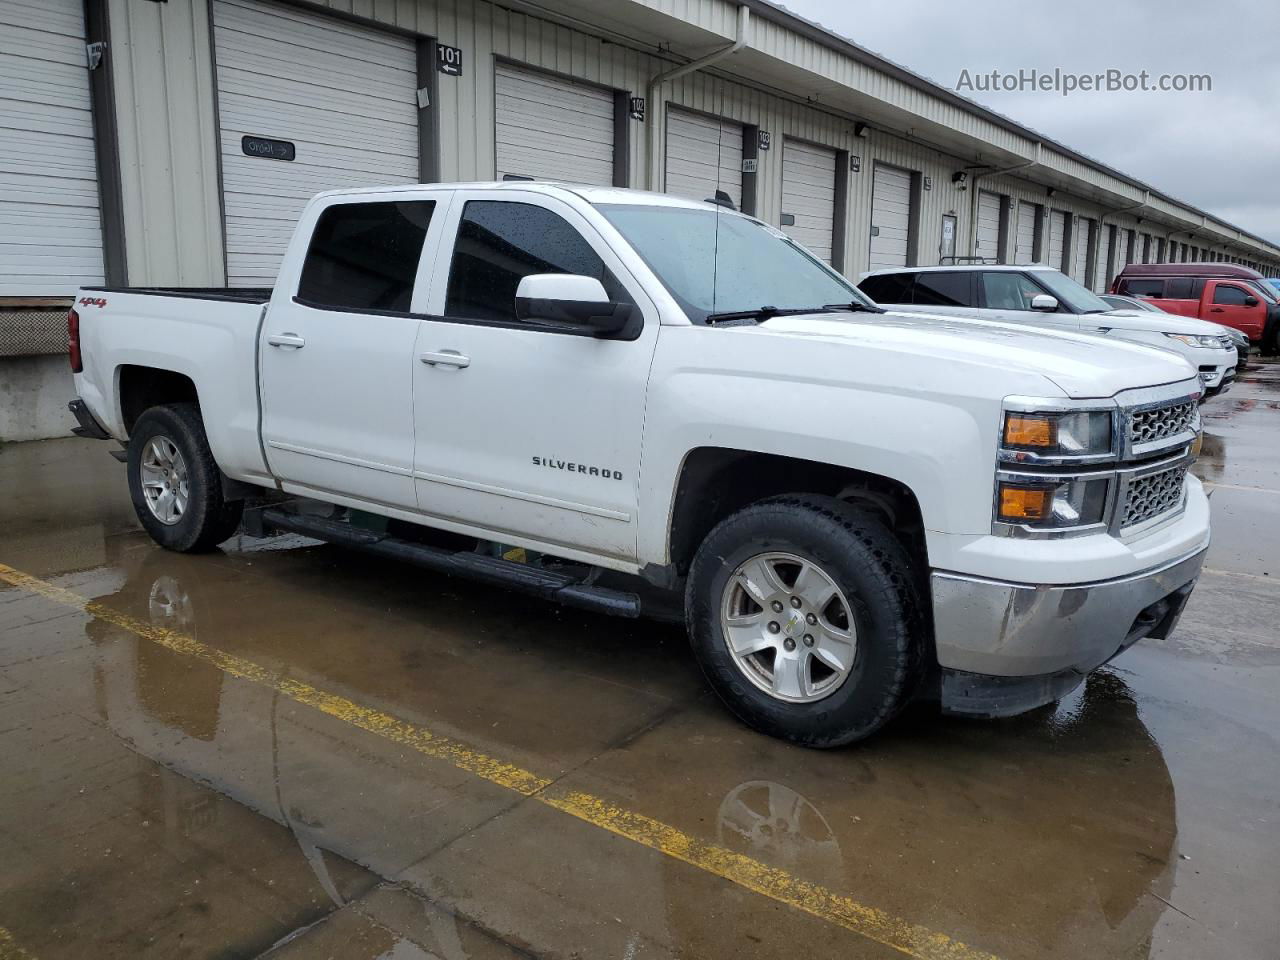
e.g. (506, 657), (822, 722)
(297, 201), (436, 312)
(1117, 278), (1165, 298)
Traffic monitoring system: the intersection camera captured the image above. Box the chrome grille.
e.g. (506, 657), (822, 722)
(1129, 399), (1198, 447)
(1121, 463), (1188, 528)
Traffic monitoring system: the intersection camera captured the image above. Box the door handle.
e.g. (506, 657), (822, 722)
(1209, 308), (1225, 313)
(267, 333), (306, 348)
(419, 350), (470, 368)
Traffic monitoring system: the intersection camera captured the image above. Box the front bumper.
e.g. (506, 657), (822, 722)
(932, 546), (1206, 717)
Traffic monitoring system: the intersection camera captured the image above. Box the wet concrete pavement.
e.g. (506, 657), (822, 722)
(1, 363), (1278, 960)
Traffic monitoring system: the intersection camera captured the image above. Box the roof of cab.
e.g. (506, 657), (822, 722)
(861, 263), (1061, 278)
(1115, 261), (1266, 280)
(310, 181), (724, 212)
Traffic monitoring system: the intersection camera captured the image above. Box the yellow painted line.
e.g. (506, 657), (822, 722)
(0, 562), (998, 960)
(0, 926), (37, 960)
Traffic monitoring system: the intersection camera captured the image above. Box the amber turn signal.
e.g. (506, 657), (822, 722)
(998, 484), (1053, 522)
(1004, 413), (1057, 448)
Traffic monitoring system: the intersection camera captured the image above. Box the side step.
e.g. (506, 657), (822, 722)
(257, 507), (642, 619)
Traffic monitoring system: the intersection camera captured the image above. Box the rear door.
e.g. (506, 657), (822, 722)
(409, 191), (659, 562)
(259, 194), (450, 508)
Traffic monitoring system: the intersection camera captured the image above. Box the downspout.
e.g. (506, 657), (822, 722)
(967, 143), (1039, 259)
(646, 5), (751, 192)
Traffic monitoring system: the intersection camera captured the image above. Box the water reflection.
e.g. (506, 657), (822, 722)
(76, 537), (1180, 960)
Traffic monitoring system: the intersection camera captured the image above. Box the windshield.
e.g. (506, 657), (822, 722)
(597, 204), (872, 322)
(1031, 270), (1115, 313)
(1245, 280), (1278, 303)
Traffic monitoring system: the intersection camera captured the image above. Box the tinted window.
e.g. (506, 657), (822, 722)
(298, 201), (435, 311)
(1118, 278), (1165, 297)
(1165, 277), (1196, 299)
(981, 272), (1049, 311)
(859, 273), (914, 304)
(1212, 284), (1250, 306)
(912, 272), (970, 306)
(445, 201), (626, 323)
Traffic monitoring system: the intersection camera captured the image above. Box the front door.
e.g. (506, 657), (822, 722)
(1205, 281), (1267, 341)
(410, 191), (658, 563)
(259, 196), (447, 509)
(977, 271), (1081, 333)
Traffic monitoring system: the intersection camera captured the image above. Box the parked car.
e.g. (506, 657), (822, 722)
(1110, 262), (1280, 354)
(1102, 293), (1250, 369)
(66, 182), (1210, 746)
(858, 265), (1238, 398)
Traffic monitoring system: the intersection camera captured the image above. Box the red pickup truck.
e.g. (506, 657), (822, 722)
(1111, 263), (1278, 352)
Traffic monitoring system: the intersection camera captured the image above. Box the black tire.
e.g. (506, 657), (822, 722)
(127, 403), (244, 553)
(685, 495), (926, 748)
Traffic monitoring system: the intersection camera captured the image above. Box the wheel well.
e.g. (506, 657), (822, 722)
(668, 448), (927, 576)
(118, 366), (198, 436)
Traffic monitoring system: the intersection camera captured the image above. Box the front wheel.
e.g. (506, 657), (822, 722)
(127, 403), (243, 552)
(685, 496), (925, 747)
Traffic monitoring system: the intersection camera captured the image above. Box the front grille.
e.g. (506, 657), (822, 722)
(1128, 399), (1198, 447)
(1121, 462), (1188, 528)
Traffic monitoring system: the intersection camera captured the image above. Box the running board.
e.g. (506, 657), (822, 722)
(257, 507), (642, 618)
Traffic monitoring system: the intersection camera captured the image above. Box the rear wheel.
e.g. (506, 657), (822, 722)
(127, 403), (243, 552)
(686, 495), (925, 747)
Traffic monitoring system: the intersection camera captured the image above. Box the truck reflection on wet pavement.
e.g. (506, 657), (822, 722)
(1, 362), (1278, 960)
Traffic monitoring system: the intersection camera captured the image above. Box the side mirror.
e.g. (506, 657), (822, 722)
(514, 274), (639, 339)
(1244, 296), (1259, 307)
(1030, 293), (1059, 312)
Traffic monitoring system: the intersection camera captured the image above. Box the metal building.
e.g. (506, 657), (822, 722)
(3, 0), (1279, 439)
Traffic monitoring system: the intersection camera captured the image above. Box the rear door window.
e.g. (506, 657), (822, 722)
(858, 272), (914, 303)
(979, 272), (1047, 310)
(1118, 278), (1165, 297)
(1165, 277), (1196, 299)
(297, 201), (435, 312)
(444, 200), (628, 324)
(912, 272), (971, 306)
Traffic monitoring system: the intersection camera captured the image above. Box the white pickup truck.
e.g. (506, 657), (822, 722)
(67, 182), (1211, 746)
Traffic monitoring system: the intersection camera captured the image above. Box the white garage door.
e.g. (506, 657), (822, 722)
(976, 191), (1001, 262)
(1048, 210), (1066, 271)
(213, 0), (418, 287)
(495, 63), (613, 185)
(1072, 218), (1092, 284)
(0, 0), (105, 296)
(1014, 202), (1037, 265)
(665, 108), (743, 210)
(1094, 225), (1112, 292)
(780, 139), (836, 263)
(868, 164), (912, 271)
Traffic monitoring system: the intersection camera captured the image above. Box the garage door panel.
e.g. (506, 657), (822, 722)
(665, 108), (743, 209)
(1014, 203), (1037, 265)
(0, 0), (104, 295)
(494, 63), (614, 185)
(214, 0), (418, 286)
(1072, 219), (1091, 283)
(781, 140), (836, 263)
(1048, 210), (1066, 270)
(976, 191), (1000, 261)
(868, 164), (913, 271)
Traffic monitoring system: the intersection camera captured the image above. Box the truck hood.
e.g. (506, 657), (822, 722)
(1099, 309), (1228, 336)
(753, 309), (1196, 399)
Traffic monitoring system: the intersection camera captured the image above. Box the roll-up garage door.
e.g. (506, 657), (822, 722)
(1048, 210), (1067, 272)
(665, 108), (743, 210)
(780, 139), (836, 263)
(1014, 202), (1037, 265)
(1072, 218), (1092, 284)
(1094, 226), (1112, 292)
(213, 0), (418, 287)
(868, 164), (913, 271)
(495, 63), (614, 185)
(975, 191), (1001, 262)
(0, 0), (105, 296)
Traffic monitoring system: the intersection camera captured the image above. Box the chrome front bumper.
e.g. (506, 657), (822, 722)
(931, 546), (1207, 715)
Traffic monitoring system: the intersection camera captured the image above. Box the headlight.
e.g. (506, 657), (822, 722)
(997, 476), (1110, 529)
(1164, 333), (1230, 349)
(1002, 410), (1112, 459)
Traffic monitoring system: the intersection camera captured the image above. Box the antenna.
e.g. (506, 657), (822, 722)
(710, 120), (725, 314)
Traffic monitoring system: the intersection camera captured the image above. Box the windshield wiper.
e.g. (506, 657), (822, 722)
(705, 306), (818, 324)
(823, 301), (885, 314)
